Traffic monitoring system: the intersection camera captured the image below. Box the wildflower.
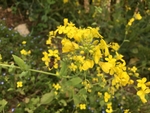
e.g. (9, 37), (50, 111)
(137, 77), (147, 90)
(93, 46), (102, 64)
(127, 18), (135, 26)
(53, 83), (61, 90)
(46, 38), (51, 45)
(22, 41), (26, 45)
(17, 81), (23, 88)
(79, 104), (86, 110)
(64, 18), (68, 26)
(61, 38), (79, 53)
(99, 62), (112, 74)
(137, 87), (150, 103)
(124, 109), (130, 113)
(106, 102), (113, 113)
(104, 92), (111, 102)
(109, 42), (120, 51)
(130, 66), (137, 73)
(98, 92), (102, 97)
(0, 54), (2, 60)
(63, 0), (68, 4)
(20, 49), (31, 56)
(69, 63), (77, 71)
(134, 12), (142, 20)
(82, 59), (94, 70)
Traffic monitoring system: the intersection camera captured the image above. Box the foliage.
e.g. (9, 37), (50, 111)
(94, 0), (150, 79)
(0, 19), (150, 113)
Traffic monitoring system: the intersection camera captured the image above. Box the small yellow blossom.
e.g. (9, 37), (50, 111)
(104, 92), (111, 102)
(46, 38), (51, 45)
(53, 83), (61, 90)
(137, 87), (150, 103)
(137, 77), (147, 90)
(124, 109), (130, 113)
(64, 18), (68, 26)
(20, 49), (31, 56)
(22, 41), (26, 45)
(63, 0), (68, 4)
(134, 12), (142, 20)
(79, 104), (86, 110)
(98, 92), (102, 97)
(82, 59), (94, 70)
(17, 81), (23, 88)
(106, 102), (113, 113)
(0, 54), (2, 60)
(69, 63), (77, 71)
(127, 18), (135, 26)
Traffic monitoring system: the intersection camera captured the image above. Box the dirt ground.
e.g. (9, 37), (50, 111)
(0, 7), (31, 28)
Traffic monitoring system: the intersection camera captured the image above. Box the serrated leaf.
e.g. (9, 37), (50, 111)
(12, 55), (28, 70)
(40, 92), (54, 105)
(68, 77), (82, 86)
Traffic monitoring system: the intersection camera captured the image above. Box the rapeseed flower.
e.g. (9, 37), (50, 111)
(79, 104), (86, 110)
(63, 0), (68, 4)
(0, 54), (2, 60)
(53, 83), (61, 90)
(137, 77), (147, 90)
(20, 49), (31, 55)
(137, 87), (150, 103)
(104, 92), (111, 102)
(134, 12), (142, 20)
(127, 18), (135, 26)
(22, 41), (26, 45)
(17, 81), (23, 88)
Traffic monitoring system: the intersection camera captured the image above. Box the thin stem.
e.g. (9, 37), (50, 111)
(0, 63), (59, 77)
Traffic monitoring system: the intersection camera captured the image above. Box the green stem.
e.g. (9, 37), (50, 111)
(0, 63), (59, 77)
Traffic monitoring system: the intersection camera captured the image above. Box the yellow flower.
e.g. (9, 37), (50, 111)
(124, 109), (130, 113)
(20, 49), (31, 55)
(0, 54), (2, 60)
(22, 41), (26, 45)
(64, 18), (68, 26)
(63, 0), (68, 4)
(53, 83), (61, 90)
(104, 92), (111, 102)
(46, 38), (51, 45)
(137, 87), (150, 103)
(82, 59), (94, 70)
(137, 77), (147, 90)
(99, 62), (112, 74)
(79, 104), (86, 110)
(106, 102), (113, 113)
(130, 66), (137, 73)
(20, 49), (28, 55)
(134, 12), (142, 20)
(127, 18), (135, 26)
(98, 92), (102, 97)
(69, 63), (77, 71)
(61, 38), (79, 53)
(17, 81), (23, 88)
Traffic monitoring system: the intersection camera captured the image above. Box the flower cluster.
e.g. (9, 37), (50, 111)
(42, 18), (150, 112)
(127, 12), (142, 26)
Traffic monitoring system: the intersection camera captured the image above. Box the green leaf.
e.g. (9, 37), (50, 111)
(59, 61), (68, 76)
(68, 77), (82, 86)
(0, 99), (7, 112)
(19, 71), (29, 78)
(12, 55), (28, 70)
(40, 92), (54, 105)
(59, 99), (67, 106)
(73, 95), (80, 105)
